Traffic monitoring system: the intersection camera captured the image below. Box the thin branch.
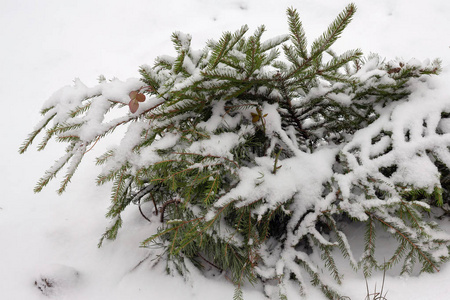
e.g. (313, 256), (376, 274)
(83, 136), (100, 154)
(160, 199), (182, 223)
(366, 211), (440, 273)
(150, 192), (158, 215)
(138, 199), (152, 223)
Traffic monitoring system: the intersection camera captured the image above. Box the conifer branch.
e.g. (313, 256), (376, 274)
(286, 7), (308, 59)
(57, 143), (86, 194)
(34, 143), (77, 193)
(367, 211), (440, 273)
(18, 113), (56, 154)
(310, 3), (356, 60)
(21, 4), (450, 299)
(98, 216), (122, 247)
(208, 25), (249, 69)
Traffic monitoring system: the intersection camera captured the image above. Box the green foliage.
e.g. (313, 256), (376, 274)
(20, 3), (450, 300)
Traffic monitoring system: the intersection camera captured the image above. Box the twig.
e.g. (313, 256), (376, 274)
(129, 252), (152, 272)
(83, 136), (101, 154)
(150, 192), (158, 215)
(198, 253), (233, 283)
(138, 200), (152, 223)
(198, 253), (223, 272)
(160, 199), (181, 223)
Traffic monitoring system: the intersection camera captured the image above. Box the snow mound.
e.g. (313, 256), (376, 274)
(33, 264), (80, 297)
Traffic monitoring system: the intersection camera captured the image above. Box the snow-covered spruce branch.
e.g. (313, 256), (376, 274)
(20, 3), (450, 300)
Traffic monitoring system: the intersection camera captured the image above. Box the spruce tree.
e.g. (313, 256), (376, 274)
(20, 3), (450, 299)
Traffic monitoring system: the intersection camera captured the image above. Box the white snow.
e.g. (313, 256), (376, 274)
(2, 0), (450, 299)
(188, 132), (241, 159)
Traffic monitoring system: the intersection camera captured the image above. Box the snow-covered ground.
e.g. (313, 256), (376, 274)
(1, 0), (450, 299)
